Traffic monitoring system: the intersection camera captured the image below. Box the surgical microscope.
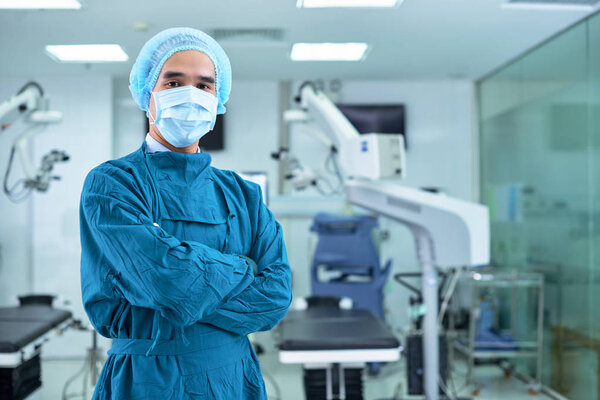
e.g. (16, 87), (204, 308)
(0, 81), (69, 202)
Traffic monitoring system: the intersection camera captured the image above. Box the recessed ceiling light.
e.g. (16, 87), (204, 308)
(45, 45), (129, 63)
(0, 0), (81, 9)
(502, 0), (595, 10)
(297, 0), (401, 8)
(291, 43), (369, 61)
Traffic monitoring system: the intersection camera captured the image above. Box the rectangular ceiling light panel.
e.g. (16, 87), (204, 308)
(45, 44), (128, 62)
(0, 0), (81, 9)
(297, 0), (400, 8)
(503, 0), (599, 9)
(291, 43), (368, 61)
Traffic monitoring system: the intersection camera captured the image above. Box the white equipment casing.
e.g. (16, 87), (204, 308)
(345, 134), (405, 181)
(0, 86), (41, 127)
(345, 180), (490, 268)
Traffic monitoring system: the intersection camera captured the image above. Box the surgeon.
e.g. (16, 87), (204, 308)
(79, 27), (292, 399)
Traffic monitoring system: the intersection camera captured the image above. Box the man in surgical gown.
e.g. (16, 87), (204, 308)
(79, 27), (292, 399)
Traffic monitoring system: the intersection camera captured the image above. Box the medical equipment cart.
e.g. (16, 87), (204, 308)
(452, 271), (544, 395)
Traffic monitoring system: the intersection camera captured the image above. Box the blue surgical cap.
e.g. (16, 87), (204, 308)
(129, 27), (231, 115)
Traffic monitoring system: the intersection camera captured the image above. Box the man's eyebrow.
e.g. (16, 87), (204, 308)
(162, 71), (215, 84)
(198, 75), (215, 84)
(162, 71), (184, 79)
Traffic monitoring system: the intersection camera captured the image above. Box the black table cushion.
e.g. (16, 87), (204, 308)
(278, 308), (400, 351)
(0, 305), (72, 353)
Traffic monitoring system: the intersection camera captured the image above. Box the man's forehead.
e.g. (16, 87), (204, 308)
(162, 51), (215, 77)
(161, 70), (215, 84)
(166, 50), (213, 65)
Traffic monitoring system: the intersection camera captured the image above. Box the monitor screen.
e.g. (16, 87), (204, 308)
(336, 104), (407, 149)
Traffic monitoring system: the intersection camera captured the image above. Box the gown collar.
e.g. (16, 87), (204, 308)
(141, 140), (213, 184)
(144, 133), (202, 154)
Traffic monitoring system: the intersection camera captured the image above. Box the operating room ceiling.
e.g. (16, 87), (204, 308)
(0, 0), (595, 81)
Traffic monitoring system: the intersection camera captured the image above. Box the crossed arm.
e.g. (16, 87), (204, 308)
(80, 169), (292, 333)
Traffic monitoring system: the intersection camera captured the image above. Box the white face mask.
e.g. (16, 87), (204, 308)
(149, 85), (218, 148)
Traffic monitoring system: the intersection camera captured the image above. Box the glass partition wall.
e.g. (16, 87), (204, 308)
(478, 13), (600, 400)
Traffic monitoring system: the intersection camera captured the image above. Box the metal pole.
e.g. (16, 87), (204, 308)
(92, 330), (100, 384)
(413, 228), (438, 400)
(277, 81), (292, 196)
(468, 279), (477, 385)
(536, 276), (544, 385)
(339, 364), (346, 400)
(326, 365), (333, 400)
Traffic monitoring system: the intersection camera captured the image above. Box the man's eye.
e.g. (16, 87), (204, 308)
(197, 84), (210, 90)
(166, 81), (180, 87)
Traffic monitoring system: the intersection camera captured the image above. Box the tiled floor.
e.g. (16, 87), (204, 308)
(29, 347), (555, 400)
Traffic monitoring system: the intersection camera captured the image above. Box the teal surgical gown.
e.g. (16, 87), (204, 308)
(80, 142), (292, 399)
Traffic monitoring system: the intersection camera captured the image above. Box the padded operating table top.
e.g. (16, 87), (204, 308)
(278, 308), (400, 351)
(0, 305), (72, 353)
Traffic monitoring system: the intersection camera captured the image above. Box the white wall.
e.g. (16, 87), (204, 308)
(0, 76), (113, 357)
(113, 77), (146, 158)
(0, 82), (34, 306)
(209, 81), (281, 197)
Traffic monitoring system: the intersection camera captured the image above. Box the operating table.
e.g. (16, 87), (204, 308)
(278, 307), (401, 400)
(0, 300), (72, 400)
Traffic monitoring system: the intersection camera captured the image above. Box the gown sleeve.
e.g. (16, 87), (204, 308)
(80, 166), (254, 329)
(202, 181), (292, 335)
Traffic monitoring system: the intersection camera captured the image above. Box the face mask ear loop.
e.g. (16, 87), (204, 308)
(148, 109), (157, 125)
(148, 92), (158, 125)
